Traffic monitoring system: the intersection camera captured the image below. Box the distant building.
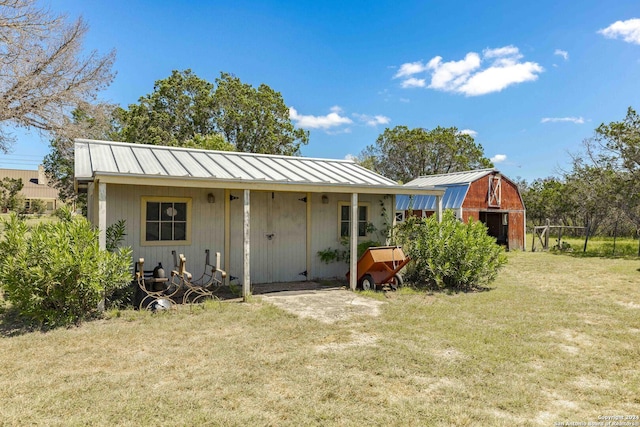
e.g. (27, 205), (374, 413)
(0, 166), (61, 213)
(396, 169), (526, 251)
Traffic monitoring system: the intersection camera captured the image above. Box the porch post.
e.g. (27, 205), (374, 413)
(242, 189), (250, 301)
(436, 194), (443, 223)
(350, 193), (358, 291)
(224, 189), (231, 283)
(98, 181), (107, 250)
(306, 192), (312, 281)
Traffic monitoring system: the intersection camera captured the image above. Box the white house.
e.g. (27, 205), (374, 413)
(74, 139), (444, 297)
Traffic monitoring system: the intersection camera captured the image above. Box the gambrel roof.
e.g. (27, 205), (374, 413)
(74, 139), (444, 196)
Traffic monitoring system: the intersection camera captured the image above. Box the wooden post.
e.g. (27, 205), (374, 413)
(224, 189), (231, 285)
(306, 192), (312, 281)
(350, 193), (358, 292)
(436, 194), (443, 222)
(583, 221), (590, 253)
(612, 219), (618, 256)
(557, 226), (563, 250)
(98, 182), (107, 250)
(243, 189), (250, 301)
(544, 219), (550, 250)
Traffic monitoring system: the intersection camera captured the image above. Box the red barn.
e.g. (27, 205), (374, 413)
(396, 169), (526, 251)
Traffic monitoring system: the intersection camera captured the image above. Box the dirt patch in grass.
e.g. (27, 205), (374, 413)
(257, 287), (385, 323)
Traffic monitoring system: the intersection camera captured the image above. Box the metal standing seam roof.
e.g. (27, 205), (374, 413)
(75, 140), (443, 193)
(397, 169), (500, 211)
(404, 168), (495, 187)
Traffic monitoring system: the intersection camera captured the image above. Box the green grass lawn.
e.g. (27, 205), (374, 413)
(1, 251), (639, 426)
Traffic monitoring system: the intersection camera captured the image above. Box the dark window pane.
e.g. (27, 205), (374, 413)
(340, 222), (349, 237)
(358, 222), (367, 237)
(359, 206), (367, 221)
(174, 203), (187, 221)
(146, 222), (159, 241)
(160, 222), (173, 240)
(341, 205), (349, 221)
(174, 222), (186, 241)
(146, 202), (159, 221)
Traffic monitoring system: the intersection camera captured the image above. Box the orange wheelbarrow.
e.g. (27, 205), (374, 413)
(346, 246), (410, 291)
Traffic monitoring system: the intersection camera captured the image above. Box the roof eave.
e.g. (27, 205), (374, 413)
(88, 172), (446, 196)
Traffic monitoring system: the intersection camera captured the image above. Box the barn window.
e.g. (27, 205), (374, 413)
(141, 197), (192, 246)
(338, 202), (369, 238)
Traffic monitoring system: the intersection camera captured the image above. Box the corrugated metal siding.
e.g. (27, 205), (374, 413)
(396, 184), (469, 210)
(75, 139), (399, 187)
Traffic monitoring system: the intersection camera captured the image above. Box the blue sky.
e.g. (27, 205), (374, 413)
(2, 0), (640, 182)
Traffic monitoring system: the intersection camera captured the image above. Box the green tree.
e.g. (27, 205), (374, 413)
(114, 69), (218, 146)
(358, 125), (492, 183)
(43, 103), (117, 203)
(114, 70), (308, 155)
(0, 177), (23, 212)
(570, 107), (640, 236)
(212, 72), (309, 155)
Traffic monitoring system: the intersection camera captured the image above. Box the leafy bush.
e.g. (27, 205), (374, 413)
(0, 214), (132, 327)
(28, 199), (46, 214)
(317, 239), (382, 264)
(393, 211), (507, 292)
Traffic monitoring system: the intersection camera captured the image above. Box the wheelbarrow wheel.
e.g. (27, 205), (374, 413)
(359, 274), (375, 291)
(389, 274), (403, 291)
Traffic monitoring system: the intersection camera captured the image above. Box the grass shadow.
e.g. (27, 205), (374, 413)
(0, 306), (43, 337)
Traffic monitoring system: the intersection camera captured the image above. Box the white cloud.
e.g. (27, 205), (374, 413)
(598, 18), (640, 45)
(458, 129), (478, 137)
(353, 113), (390, 127)
(427, 53), (481, 91)
(400, 77), (426, 88)
(483, 45), (521, 59)
(344, 154), (357, 161)
(541, 116), (585, 124)
(394, 45), (543, 96)
(491, 154), (507, 163)
(554, 49), (569, 60)
(394, 61), (429, 78)
(458, 60), (543, 96)
(289, 106), (352, 129)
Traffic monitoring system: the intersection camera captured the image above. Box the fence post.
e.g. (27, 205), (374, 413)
(544, 219), (550, 250)
(583, 221), (590, 253)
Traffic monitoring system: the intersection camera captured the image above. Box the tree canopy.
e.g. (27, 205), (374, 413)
(358, 125), (493, 183)
(113, 70), (308, 155)
(520, 107), (640, 239)
(0, 0), (115, 152)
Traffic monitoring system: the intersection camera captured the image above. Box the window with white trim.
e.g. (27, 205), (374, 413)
(141, 197), (191, 245)
(339, 203), (369, 238)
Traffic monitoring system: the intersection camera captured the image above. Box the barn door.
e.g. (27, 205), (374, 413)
(229, 191), (307, 284)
